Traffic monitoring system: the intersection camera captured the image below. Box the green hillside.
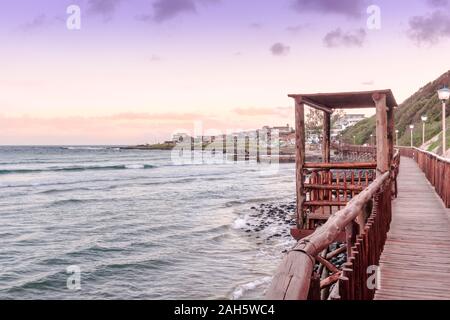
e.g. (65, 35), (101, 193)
(341, 71), (450, 153)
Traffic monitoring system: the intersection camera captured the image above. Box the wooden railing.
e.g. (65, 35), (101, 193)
(400, 147), (450, 208)
(267, 146), (400, 300)
(333, 143), (376, 162)
(301, 162), (377, 229)
(335, 143), (376, 155)
(397, 146), (415, 158)
(266, 171), (392, 300)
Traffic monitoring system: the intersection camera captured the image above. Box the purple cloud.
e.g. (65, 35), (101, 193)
(270, 43), (290, 56)
(19, 14), (48, 32)
(137, 0), (219, 23)
(408, 10), (450, 45)
(292, 0), (365, 18)
(286, 24), (308, 34)
(323, 28), (366, 48)
(249, 23), (263, 29)
(426, 0), (449, 7)
(88, 0), (123, 19)
(152, 0), (196, 23)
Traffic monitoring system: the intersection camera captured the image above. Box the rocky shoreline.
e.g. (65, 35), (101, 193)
(239, 200), (346, 265)
(247, 201), (297, 243)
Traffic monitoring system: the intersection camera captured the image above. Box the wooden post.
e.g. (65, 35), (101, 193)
(307, 273), (321, 300)
(245, 135), (250, 161)
(387, 104), (395, 182)
(234, 136), (238, 162)
(387, 108), (394, 161)
(191, 137), (195, 162)
(201, 136), (204, 162)
(256, 130), (260, 163)
(295, 99), (306, 229)
(222, 134), (226, 154)
(373, 93), (389, 176)
(323, 111), (331, 163)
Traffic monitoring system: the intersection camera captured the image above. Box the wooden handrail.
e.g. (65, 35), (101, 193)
(412, 147), (450, 163)
(266, 171), (390, 300)
(304, 162), (377, 169)
(401, 147), (450, 208)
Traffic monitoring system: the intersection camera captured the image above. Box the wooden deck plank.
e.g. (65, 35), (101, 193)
(374, 157), (450, 300)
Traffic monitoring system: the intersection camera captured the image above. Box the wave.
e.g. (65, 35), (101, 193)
(232, 216), (249, 229)
(50, 199), (87, 206)
(231, 276), (272, 300)
(37, 186), (107, 194)
(0, 164), (156, 175)
(225, 197), (280, 208)
(62, 147), (109, 150)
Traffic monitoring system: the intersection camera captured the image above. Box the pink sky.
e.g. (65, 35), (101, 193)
(1, 0), (450, 144)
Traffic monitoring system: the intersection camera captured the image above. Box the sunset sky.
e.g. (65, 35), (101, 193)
(1, 0), (450, 145)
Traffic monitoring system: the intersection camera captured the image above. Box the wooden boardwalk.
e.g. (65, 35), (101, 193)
(375, 157), (450, 300)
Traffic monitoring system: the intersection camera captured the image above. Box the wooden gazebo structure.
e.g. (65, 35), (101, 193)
(289, 90), (398, 237)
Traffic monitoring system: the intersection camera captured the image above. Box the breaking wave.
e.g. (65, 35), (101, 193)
(0, 164), (156, 175)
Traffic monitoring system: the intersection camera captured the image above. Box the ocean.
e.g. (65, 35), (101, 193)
(0, 146), (296, 300)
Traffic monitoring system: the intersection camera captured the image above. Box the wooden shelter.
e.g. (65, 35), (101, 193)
(289, 90), (398, 236)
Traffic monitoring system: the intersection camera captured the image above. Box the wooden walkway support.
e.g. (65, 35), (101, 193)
(375, 157), (450, 300)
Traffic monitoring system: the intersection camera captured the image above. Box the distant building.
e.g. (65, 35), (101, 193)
(342, 114), (366, 127)
(332, 114), (366, 138)
(262, 124), (293, 135)
(279, 132), (296, 146)
(172, 133), (192, 143)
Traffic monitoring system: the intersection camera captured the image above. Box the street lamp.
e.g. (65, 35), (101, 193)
(437, 86), (450, 155)
(353, 135), (356, 145)
(370, 134), (374, 146)
(421, 115), (428, 146)
(410, 125), (414, 147)
(395, 129), (399, 146)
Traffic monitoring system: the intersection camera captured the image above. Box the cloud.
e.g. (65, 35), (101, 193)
(137, 0), (219, 23)
(88, 0), (123, 20)
(323, 28), (366, 48)
(407, 10), (450, 45)
(19, 14), (48, 32)
(270, 43), (291, 56)
(149, 54), (162, 62)
(152, 0), (196, 23)
(249, 23), (263, 29)
(0, 112), (248, 145)
(233, 107), (277, 116)
(361, 80), (375, 86)
(426, 0), (449, 7)
(286, 24), (308, 34)
(233, 107), (292, 117)
(104, 112), (202, 121)
(292, 0), (365, 18)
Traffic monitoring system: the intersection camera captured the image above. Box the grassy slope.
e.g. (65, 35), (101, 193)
(341, 71), (450, 151)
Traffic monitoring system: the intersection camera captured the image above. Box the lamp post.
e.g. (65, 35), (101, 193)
(421, 115), (428, 146)
(395, 129), (399, 146)
(410, 125), (414, 147)
(437, 86), (449, 155)
(353, 135), (356, 145)
(370, 134), (374, 146)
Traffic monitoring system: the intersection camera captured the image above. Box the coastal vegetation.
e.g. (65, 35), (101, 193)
(341, 71), (450, 153)
(122, 142), (176, 150)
